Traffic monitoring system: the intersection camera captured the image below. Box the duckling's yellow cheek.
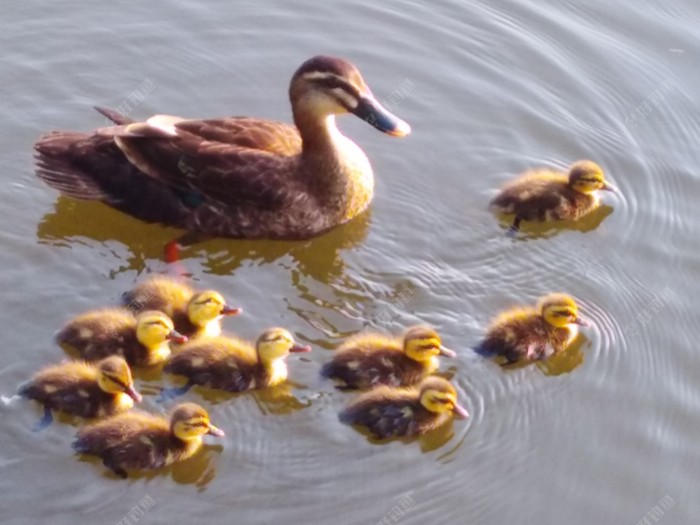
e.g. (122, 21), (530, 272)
(426, 356), (439, 373)
(566, 325), (579, 346)
(202, 321), (222, 338)
(116, 393), (134, 411)
(152, 345), (170, 363)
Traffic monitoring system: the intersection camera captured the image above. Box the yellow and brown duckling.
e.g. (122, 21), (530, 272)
(474, 293), (590, 365)
(19, 356), (142, 429)
(57, 308), (187, 367)
(321, 325), (456, 389)
(339, 376), (468, 439)
(161, 328), (311, 399)
(122, 276), (242, 338)
(490, 160), (618, 231)
(73, 402), (224, 478)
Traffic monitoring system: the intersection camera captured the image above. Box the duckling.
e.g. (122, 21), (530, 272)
(474, 293), (590, 365)
(57, 309), (187, 367)
(321, 325), (456, 390)
(73, 402), (224, 478)
(19, 356), (142, 429)
(490, 160), (618, 231)
(339, 376), (468, 439)
(122, 276), (242, 338)
(161, 328), (311, 399)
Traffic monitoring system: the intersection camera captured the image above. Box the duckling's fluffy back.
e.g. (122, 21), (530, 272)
(491, 170), (596, 221)
(166, 335), (256, 369)
(478, 306), (571, 362)
(20, 361), (97, 399)
(322, 332), (428, 388)
(164, 336), (261, 392)
(340, 385), (447, 438)
(334, 332), (403, 355)
(57, 308), (136, 349)
(73, 411), (169, 455)
(122, 276), (193, 319)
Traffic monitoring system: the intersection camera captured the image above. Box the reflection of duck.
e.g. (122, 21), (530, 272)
(475, 293), (590, 365)
(340, 376), (468, 439)
(490, 161), (618, 231)
(73, 402), (224, 478)
(57, 309), (186, 367)
(122, 275), (241, 338)
(36, 195), (370, 279)
(34, 56), (409, 240)
(321, 326), (456, 389)
(19, 356), (141, 428)
(162, 328), (311, 399)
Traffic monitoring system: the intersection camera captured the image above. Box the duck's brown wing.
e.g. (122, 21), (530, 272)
(175, 117), (301, 156)
(108, 123), (304, 210)
(34, 131), (192, 226)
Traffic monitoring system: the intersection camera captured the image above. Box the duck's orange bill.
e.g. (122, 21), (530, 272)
(352, 94), (411, 137)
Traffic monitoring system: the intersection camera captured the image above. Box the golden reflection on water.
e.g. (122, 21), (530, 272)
(37, 197), (370, 281)
(493, 204), (614, 239)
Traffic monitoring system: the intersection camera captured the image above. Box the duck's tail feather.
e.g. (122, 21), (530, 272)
(94, 106), (135, 126)
(34, 132), (107, 200)
(34, 131), (191, 226)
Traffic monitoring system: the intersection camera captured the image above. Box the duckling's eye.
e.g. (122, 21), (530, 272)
(551, 310), (572, 317)
(104, 373), (127, 388)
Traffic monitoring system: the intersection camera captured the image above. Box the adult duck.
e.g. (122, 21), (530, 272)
(34, 56), (410, 240)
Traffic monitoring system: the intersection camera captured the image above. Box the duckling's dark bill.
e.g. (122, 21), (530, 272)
(167, 330), (188, 344)
(125, 385), (143, 403)
(207, 424), (225, 437)
(353, 96), (411, 137)
(439, 345), (457, 358)
(221, 305), (243, 316)
(453, 403), (469, 419)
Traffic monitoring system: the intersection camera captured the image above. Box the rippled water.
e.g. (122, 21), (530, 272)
(1, 0), (698, 523)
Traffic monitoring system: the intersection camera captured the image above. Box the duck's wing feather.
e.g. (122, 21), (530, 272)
(100, 119), (303, 210)
(175, 117), (301, 156)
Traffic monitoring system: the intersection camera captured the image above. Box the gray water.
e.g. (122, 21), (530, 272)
(1, 1), (698, 523)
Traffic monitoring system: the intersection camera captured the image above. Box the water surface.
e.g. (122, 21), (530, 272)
(1, 1), (698, 523)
